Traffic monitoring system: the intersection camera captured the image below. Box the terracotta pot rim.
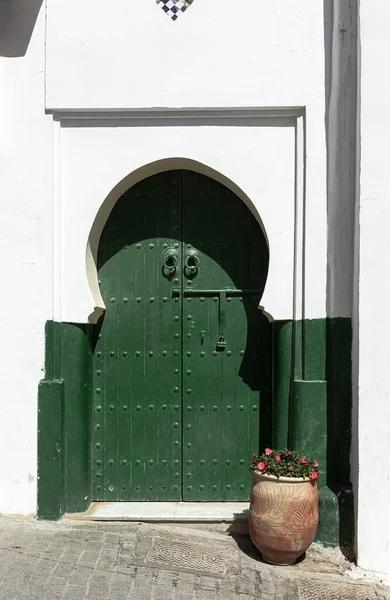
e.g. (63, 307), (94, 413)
(253, 471), (314, 483)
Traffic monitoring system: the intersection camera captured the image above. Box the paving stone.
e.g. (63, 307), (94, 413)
(85, 592), (110, 600)
(87, 585), (112, 600)
(297, 578), (377, 600)
(275, 578), (298, 600)
(197, 575), (219, 591)
(108, 591), (130, 600)
(68, 566), (93, 586)
(52, 563), (76, 578)
(128, 569), (156, 600)
(96, 557), (118, 571)
(77, 552), (101, 568)
(0, 516), (387, 600)
(236, 579), (257, 596)
(61, 554), (82, 567)
(63, 585), (88, 600)
(154, 571), (176, 600)
(176, 584), (196, 600)
(196, 589), (222, 600)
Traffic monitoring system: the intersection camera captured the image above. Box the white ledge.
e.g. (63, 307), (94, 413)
(48, 106), (305, 121)
(65, 502), (250, 522)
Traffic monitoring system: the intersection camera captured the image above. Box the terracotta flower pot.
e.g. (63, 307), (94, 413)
(249, 471), (318, 566)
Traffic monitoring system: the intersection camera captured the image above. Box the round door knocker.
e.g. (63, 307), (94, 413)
(184, 249), (200, 274)
(162, 248), (179, 274)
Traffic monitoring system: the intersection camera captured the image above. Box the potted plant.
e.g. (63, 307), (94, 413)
(248, 448), (319, 566)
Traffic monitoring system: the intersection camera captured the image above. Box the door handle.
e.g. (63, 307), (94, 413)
(184, 249), (200, 274)
(216, 291), (227, 349)
(162, 247), (179, 274)
(171, 287), (263, 349)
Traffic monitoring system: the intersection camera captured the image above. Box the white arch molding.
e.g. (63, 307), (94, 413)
(86, 157), (270, 323)
(53, 109), (314, 324)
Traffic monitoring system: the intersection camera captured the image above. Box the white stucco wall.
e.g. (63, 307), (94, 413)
(0, 7), (52, 513)
(46, 0), (325, 110)
(358, 0), (390, 585)
(45, 0), (328, 324)
(58, 116), (307, 324)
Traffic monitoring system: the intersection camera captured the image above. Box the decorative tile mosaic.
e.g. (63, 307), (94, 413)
(147, 537), (226, 574)
(156, 0), (194, 21)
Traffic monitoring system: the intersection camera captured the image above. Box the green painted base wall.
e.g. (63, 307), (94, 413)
(273, 318), (353, 553)
(37, 379), (63, 520)
(37, 321), (93, 519)
(37, 317), (353, 554)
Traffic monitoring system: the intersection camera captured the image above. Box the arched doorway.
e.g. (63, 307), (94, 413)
(92, 169), (271, 502)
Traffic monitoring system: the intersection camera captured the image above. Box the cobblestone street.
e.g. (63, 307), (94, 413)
(0, 516), (388, 600)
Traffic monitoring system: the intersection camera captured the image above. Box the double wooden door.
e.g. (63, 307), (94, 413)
(92, 170), (270, 501)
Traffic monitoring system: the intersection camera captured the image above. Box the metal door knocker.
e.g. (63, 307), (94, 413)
(162, 248), (179, 274)
(184, 249), (200, 275)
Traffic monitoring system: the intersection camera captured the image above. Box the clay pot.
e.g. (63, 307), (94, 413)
(249, 471), (318, 565)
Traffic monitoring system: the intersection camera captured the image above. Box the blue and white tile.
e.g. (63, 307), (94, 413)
(156, 0), (194, 21)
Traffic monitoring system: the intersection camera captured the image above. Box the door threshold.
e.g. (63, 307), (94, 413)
(65, 502), (249, 522)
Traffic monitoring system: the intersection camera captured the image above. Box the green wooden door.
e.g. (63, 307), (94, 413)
(92, 170), (270, 502)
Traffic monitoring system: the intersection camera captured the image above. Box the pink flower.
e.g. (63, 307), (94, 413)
(289, 466), (293, 471)
(275, 455), (281, 462)
(252, 454), (256, 460)
(257, 462), (265, 471)
(301, 458), (307, 464)
(310, 472), (318, 480)
(265, 448), (272, 456)
(267, 465), (271, 469)
(313, 461), (318, 467)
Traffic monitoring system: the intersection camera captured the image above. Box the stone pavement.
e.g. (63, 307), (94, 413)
(0, 515), (388, 600)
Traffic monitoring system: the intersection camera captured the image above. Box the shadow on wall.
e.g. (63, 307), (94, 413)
(323, 0), (358, 561)
(0, 0), (43, 57)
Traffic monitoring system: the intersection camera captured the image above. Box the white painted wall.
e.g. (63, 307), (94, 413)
(45, 0), (328, 323)
(0, 7), (52, 513)
(46, 0), (325, 110)
(59, 118), (300, 323)
(358, 0), (390, 585)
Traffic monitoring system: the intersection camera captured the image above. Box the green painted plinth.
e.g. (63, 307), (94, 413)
(272, 318), (353, 553)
